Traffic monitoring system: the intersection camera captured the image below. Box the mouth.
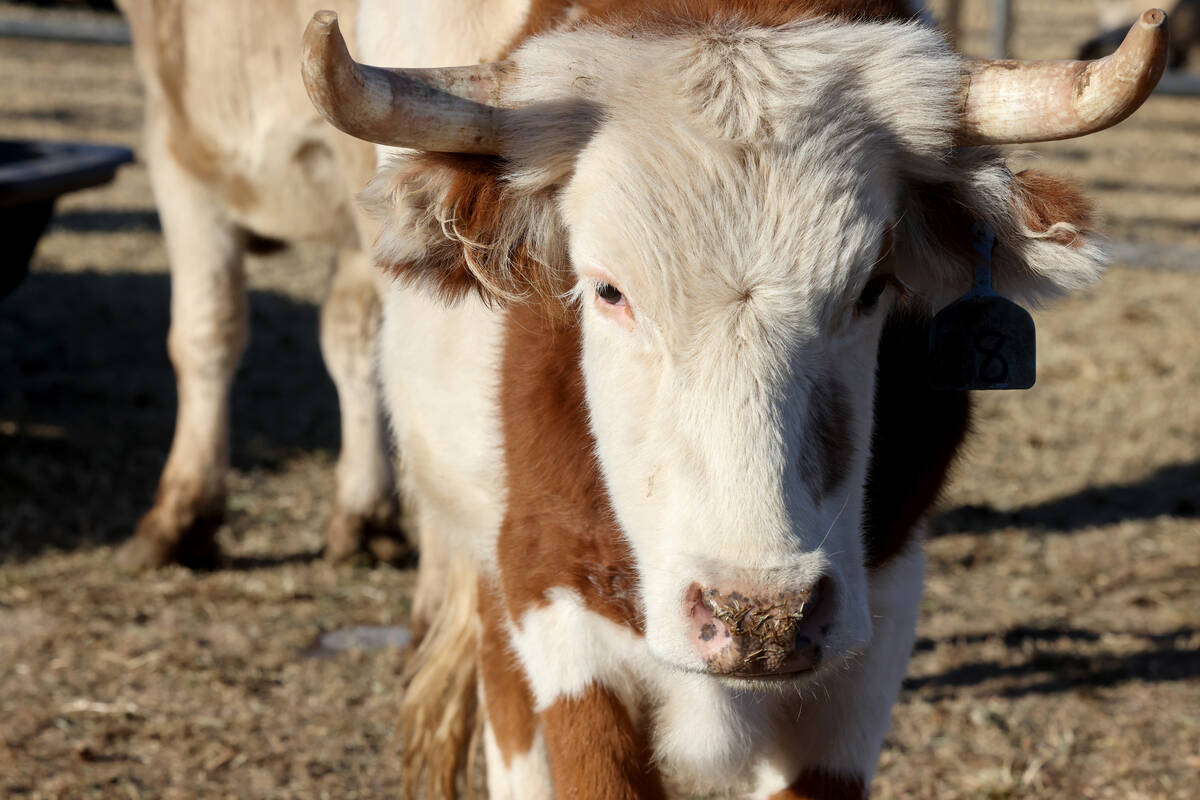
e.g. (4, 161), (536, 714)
(655, 654), (821, 685)
(711, 666), (821, 693)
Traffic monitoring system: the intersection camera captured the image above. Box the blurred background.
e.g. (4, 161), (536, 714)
(1, 0), (1197, 797)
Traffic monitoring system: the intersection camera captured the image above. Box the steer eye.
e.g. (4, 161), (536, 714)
(596, 282), (625, 305)
(588, 275), (634, 329)
(854, 275), (892, 316)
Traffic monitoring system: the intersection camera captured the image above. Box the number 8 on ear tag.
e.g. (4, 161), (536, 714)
(929, 222), (1036, 390)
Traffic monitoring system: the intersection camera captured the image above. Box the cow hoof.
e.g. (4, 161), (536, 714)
(324, 501), (410, 565)
(115, 533), (222, 572)
(116, 507), (223, 571)
(366, 534), (412, 565)
(114, 534), (178, 572)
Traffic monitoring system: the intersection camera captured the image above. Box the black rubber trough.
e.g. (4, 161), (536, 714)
(1, 139), (133, 298)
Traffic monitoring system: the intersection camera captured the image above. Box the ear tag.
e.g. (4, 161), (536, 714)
(929, 223), (1036, 390)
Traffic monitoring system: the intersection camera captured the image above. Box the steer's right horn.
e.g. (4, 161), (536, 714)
(957, 9), (1169, 145)
(300, 10), (512, 153)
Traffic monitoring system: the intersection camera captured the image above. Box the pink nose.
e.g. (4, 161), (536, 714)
(686, 576), (833, 677)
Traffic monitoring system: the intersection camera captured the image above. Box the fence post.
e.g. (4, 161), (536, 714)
(991, 0), (1013, 58)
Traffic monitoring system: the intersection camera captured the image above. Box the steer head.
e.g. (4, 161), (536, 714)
(302, 9), (1166, 678)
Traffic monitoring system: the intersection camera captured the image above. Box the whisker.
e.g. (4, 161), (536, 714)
(815, 492), (852, 552)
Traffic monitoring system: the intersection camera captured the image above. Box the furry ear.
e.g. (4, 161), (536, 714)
(893, 152), (1107, 310)
(362, 152), (572, 308)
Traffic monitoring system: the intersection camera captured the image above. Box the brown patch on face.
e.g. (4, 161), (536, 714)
(769, 768), (866, 799)
(541, 683), (665, 799)
(477, 577), (539, 765)
(1011, 169), (1095, 247)
(496, 304), (644, 631)
(800, 379), (853, 504)
(863, 309), (971, 570)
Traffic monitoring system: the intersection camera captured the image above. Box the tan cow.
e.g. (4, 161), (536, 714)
(310, 1), (1166, 797)
(113, 0), (402, 568)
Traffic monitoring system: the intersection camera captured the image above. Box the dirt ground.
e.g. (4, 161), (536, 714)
(1, 2), (1198, 798)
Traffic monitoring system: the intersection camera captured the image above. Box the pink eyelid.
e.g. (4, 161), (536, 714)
(583, 271), (635, 329)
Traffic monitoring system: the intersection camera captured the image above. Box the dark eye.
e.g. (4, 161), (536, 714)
(596, 282), (624, 305)
(855, 275), (890, 314)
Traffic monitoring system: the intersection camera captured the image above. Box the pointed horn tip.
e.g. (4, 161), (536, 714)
(1140, 8), (1167, 28)
(302, 10), (349, 72)
(301, 9), (353, 131)
(310, 9), (339, 29)
(303, 10), (343, 58)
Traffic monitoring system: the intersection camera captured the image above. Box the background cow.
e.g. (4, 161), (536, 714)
(307, 1), (1166, 797)
(112, 0), (403, 569)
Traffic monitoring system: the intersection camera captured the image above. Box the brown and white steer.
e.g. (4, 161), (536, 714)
(113, 0), (406, 568)
(306, 1), (1166, 796)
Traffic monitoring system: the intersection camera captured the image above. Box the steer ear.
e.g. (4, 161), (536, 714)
(893, 154), (1106, 309)
(363, 152), (571, 308)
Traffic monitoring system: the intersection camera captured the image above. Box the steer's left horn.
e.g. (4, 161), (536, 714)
(957, 8), (1169, 145)
(300, 10), (512, 153)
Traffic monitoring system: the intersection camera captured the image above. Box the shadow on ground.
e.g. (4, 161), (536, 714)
(0, 268), (338, 561)
(906, 626), (1200, 698)
(51, 207), (160, 234)
(933, 460), (1200, 535)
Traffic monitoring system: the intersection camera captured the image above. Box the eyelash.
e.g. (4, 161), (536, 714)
(855, 276), (889, 313)
(854, 275), (908, 317)
(595, 281), (625, 305)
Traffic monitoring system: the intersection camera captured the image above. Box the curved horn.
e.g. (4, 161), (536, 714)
(958, 8), (1168, 145)
(300, 10), (512, 153)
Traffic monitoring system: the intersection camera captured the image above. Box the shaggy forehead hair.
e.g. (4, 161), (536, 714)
(509, 18), (958, 151)
(367, 16), (1098, 315)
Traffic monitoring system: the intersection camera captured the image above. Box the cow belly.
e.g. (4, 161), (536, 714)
(127, 0), (367, 243)
(212, 120), (358, 244)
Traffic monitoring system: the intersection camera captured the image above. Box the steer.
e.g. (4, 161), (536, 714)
(304, 2), (1166, 797)
(112, 0), (404, 569)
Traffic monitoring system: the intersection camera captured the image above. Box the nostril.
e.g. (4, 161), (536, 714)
(687, 584), (732, 657)
(803, 575), (836, 635)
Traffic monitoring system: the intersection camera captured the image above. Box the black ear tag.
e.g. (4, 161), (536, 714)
(929, 223), (1036, 390)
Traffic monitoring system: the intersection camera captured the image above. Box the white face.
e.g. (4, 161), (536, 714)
(366, 14), (1106, 684)
(563, 112), (903, 679)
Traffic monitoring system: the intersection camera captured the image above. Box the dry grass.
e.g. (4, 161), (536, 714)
(1, 3), (1198, 798)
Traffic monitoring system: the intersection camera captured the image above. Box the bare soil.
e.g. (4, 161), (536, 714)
(1, 3), (1198, 798)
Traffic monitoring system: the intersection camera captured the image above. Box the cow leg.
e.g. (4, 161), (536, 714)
(116, 119), (247, 571)
(753, 545), (926, 800)
(319, 244), (402, 563)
